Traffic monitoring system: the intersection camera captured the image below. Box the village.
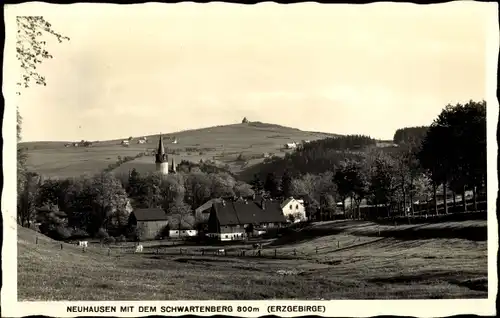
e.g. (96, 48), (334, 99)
(10, 3), (491, 307)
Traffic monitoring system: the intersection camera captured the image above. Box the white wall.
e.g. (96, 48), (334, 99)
(207, 232), (245, 241)
(156, 162), (169, 175)
(282, 199), (307, 222)
(169, 229), (197, 237)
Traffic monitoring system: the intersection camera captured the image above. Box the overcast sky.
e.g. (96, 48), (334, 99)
(5, 2), (497, 142)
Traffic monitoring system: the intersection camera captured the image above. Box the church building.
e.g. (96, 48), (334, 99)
(155, 134), (177, 175)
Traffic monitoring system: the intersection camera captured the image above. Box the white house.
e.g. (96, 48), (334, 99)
(280, 197), (307, 223)
(285, 142), (297, 149)
(169, 229), (198, 238)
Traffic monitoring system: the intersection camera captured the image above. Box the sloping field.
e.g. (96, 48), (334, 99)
(18, 220), (488, 301)
(21, 122), (335, 178)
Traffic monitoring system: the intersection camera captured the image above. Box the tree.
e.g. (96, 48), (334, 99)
(161, 174), (186, 206)
(17, 172), (41, 227)
(209, 172), (236, 198)
(242, 117), (249, 124)
(419, 100), (486, 213)
(184, 172), (212, 208)
(368, 153), (398, 217)
(281, 169), (293, 198)
(234, 181), (255, 198)
(250, 174), (264, 194)
(264, 172), (281, 198)
(63, 173), (130, 235)
(334, 162), (352, 215)
(166, 200), (195, 232)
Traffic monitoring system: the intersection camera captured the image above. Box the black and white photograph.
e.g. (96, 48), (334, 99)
(2, 1), (498, 317)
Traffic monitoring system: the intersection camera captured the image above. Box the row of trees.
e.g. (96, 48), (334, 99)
(18, 172), (132, 238)
(247, 101), (486, 220)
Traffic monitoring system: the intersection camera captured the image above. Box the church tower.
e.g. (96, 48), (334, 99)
(155, 134), (169, 175)
(171, 157), (176, 173)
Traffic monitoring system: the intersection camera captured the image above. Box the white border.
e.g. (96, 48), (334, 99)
(2, 2), (498, 317)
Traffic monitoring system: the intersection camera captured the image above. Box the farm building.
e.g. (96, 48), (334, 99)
(206, 198), (287, 241)
(128, 208), (169, 241)
(195, 198), (223, 233)
(284, 142), (297, 149)
(280, 197), (307, 223)
(165, 214), (197, 238)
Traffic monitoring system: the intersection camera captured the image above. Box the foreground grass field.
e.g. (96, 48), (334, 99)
(21, 122), (335, 178)
(18, 220), (487, 300)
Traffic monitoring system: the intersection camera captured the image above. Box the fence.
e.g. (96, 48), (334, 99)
(32, 234), (372, 260)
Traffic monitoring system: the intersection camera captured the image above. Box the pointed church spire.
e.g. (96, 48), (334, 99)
(171, 157), (176, 173)
(155, 133), (167, 163)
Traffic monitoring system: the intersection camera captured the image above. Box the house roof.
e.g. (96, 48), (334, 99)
(195, 198), (223, 215)
(280, 197), (304, 209)
(132, 208), (169, 221)
(212, 200), (286, 226)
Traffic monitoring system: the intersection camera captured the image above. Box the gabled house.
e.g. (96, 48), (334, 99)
(280, 197), (307, 223)
(195, 198), (223, 224)
(206, 198), (287, 241)
(129, 208), (169, 241)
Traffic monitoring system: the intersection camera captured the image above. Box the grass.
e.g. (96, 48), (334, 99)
(18, 219), (487, 300)
(21, 122), (336, 178)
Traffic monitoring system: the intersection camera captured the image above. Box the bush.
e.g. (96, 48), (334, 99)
(50, 226), (72, 240)
(103, 236), (116, 245)
(71, 228), (89, 239)
(116, 235), (127, 243)
(96, 228), (109, 239)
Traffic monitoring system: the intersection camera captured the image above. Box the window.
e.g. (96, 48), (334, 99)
(296, 204), (299, 209)
(290, 205), (293, 210)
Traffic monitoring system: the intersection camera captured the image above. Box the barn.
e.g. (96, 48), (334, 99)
(128, 208), (169, 241)
(206, 197), (287, 241)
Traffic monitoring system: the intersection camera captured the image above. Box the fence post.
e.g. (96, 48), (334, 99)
(60, 243), (63, 250)
(274, 249), (277, 258)
(316, 247), (318, 254)
(108, 248), (111, 256)
(202, 249), (204, 256)
(337, 241), (340, 248)
(36, 237), (38, 245)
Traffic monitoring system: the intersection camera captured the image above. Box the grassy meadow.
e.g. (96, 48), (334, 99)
(18, 220), (488, 300)
(21, 122), (335, 178)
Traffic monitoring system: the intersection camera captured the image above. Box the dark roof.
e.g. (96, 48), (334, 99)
(195, 198), (222, 215)
(213, 200), (286, 226)
(132, 208), (169, 221)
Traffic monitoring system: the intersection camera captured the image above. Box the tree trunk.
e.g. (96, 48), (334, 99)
(409, 175), (415, 216)
(443, 182), (448, 214)
(462, 186), (467, 213)
(402, 181), (407, 216)
(472, 186), (477, 211)
(433, 182), (438, 215)
(350, 196), (354, 219)
(452, 192), (457, 213)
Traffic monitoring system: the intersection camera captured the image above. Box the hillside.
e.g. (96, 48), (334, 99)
(20, 122), (338, 178)
(18, 220), (487, 300)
